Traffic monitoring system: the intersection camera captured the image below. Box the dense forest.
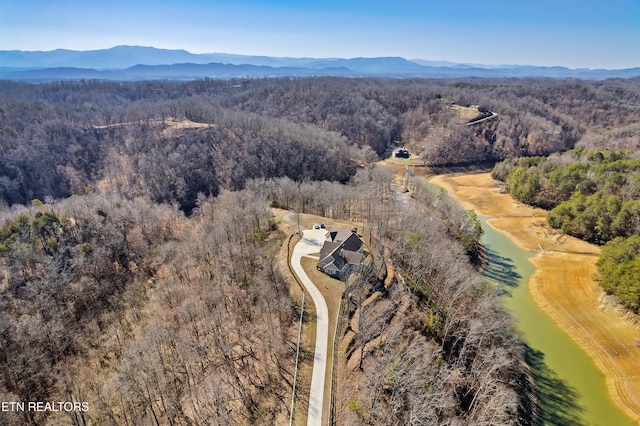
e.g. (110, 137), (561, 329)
(2, 77), (640, 211)
(0, 169), (532, 425)
(492, 148), (640, 312)
(1, 76), (639, 424)
(0, 190), (299, 425)
(492, 148), (640, 243)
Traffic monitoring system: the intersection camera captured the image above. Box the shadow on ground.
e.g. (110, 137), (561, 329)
(482, 246), (522, 295)
(525, 345), (585, 426)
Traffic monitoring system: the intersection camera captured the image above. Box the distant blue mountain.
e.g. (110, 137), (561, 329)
(0, 45), (638, 81)
(0, 45), (202, 69)
(306, 57), (428, 74)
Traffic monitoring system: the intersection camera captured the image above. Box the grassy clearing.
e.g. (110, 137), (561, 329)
(295, 212), (363, 235)
(450, 104), (480, 119)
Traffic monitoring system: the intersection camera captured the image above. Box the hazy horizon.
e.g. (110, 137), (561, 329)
(1, 0), (639, 69)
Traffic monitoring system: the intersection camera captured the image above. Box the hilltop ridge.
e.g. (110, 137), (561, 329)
(1, 45), (639, 81)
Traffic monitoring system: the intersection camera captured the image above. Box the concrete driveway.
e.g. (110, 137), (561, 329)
(291, 229), (329, 426)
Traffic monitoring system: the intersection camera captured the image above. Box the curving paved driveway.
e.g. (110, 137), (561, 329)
(291, 229), (330, 426)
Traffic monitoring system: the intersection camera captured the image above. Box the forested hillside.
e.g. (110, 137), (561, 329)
(1, 77), (640, 212)
(492, 149), (640, 242)
(0, 169), (533, 425)
(0, 190), (300, 425)
(492, 148), (640, 313)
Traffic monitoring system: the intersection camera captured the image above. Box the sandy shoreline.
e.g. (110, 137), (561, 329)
(430, 172), (640, 423)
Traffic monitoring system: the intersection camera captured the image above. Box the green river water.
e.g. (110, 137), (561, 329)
(479, 216), (636, 426)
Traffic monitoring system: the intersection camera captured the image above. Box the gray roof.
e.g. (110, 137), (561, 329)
(343, 250), (365, 265)
(341, 233), (363, 252)
(320, 241), (340, 258)
(319, 228), (365, 274)
(329, 228), (353, 243)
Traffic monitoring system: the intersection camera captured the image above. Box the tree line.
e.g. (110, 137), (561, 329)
(492, 148), (640, 313)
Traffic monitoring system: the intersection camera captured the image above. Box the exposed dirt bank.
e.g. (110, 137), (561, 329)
(430, 172), (640, 423)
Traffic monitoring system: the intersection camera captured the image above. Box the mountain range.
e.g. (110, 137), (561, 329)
(1, 45), (639, 81)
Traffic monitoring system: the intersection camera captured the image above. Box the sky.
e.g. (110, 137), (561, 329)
(1, 0), (639, 69)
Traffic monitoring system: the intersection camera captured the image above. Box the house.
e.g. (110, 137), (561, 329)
(318, 227), (366, 280)
(393, 147), (410, 158)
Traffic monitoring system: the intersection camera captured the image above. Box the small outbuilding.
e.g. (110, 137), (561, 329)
(393, 147), (410, 158)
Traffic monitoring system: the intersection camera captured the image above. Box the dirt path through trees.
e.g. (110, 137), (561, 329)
(430, 172), (640, 423)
